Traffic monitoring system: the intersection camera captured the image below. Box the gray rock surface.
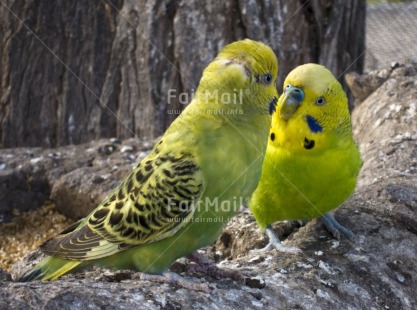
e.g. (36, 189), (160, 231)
(0, 138), (154, 222)
(0, 166), (49, 223)
(1, 62), (417, 309)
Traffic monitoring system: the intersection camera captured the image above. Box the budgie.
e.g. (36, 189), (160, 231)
(250, 63), (362, 253)
(17, 39), (279, 282)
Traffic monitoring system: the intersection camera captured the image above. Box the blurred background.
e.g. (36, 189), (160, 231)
(366, 0), (417, 71)
(0, 0), (416, 149)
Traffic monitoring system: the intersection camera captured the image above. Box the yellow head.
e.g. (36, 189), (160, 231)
(269, 63), (352, 153)
(194, 39), (279, 117)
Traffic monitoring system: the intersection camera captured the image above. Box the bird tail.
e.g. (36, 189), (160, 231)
(17, 256), (82, 282)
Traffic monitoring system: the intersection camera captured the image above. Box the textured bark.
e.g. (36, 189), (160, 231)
(0, 0), (366, 147)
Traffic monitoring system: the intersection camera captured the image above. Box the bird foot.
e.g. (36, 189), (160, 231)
(250, 240), (301, 254)
(186, 251), (244, 284)
(321, 213), (354, 240)
(134, 271), (213, 293)
(251, 225), (302, 254)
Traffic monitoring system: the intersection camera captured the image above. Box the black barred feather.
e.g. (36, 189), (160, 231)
(39, 147), (205, 261)
(17, 39), (279, 281)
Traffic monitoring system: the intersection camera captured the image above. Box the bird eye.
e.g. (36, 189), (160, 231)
(315, 97), (325, 106)
(262, 73), (273, 85)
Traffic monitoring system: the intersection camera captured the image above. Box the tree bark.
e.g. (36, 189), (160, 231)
(0, 0), (366, 148)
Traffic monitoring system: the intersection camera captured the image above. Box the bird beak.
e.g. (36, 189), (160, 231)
(279, 86), (304, 121)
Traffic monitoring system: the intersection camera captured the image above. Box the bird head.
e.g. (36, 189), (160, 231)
(269, 63), (352, 153)
(194, 39), (279, 117)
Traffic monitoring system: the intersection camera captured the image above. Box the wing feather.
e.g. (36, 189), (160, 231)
(40, 144), (204, 260)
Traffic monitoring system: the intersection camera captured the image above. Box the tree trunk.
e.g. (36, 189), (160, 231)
(0, 0), (366, 148)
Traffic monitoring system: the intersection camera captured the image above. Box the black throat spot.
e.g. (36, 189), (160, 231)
(304, 137), (315, 150)
(269, 97), (278, 115)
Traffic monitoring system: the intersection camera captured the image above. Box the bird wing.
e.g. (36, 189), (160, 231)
(40, 146), (205, 260)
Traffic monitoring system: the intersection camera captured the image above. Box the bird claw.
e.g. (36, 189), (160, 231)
(251, 225), (302, 254)
(272, 242), (302, 254)
(251, 240), (301, 254)
(250, 242), (274, 254)
(321, 213), (354, 240)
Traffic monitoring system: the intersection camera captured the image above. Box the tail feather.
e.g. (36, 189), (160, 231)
(17, 256), (82, 282)
(18, 267), (44, 282)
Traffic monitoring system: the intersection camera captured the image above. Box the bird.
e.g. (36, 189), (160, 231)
(17, 39), (279, 282)
(249, 63), (362, 253)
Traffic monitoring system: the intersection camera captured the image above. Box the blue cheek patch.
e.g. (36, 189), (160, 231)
(269, 97), (278, 115)
(306, 115), (323, 133)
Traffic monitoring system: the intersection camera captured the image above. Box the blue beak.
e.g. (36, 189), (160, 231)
(279, 85), (304, 121)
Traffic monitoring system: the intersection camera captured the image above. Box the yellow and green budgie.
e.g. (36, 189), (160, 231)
(250, 63), (362, 253)
(17, 39), (279, 281)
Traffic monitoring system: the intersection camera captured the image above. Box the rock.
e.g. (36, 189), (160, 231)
(386, 183), (417, 209)
(0, 269), (12, 283)
(50, 167), (120, 220)
(345, 67), (391, 102)
(351, 61), (417, 190)
(49, 139), (152, 219)
(0, 165), (50, 223)
(0, 138), (154, 222)
(120, 145), (135, 153)
(345, 61), (417, 104)
(245, 276), (266, 289)
(2, 62), (417, 309)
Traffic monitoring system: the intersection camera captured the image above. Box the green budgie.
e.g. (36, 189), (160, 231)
(250, 64), (362, 253)
(18, 39), (279, 281)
